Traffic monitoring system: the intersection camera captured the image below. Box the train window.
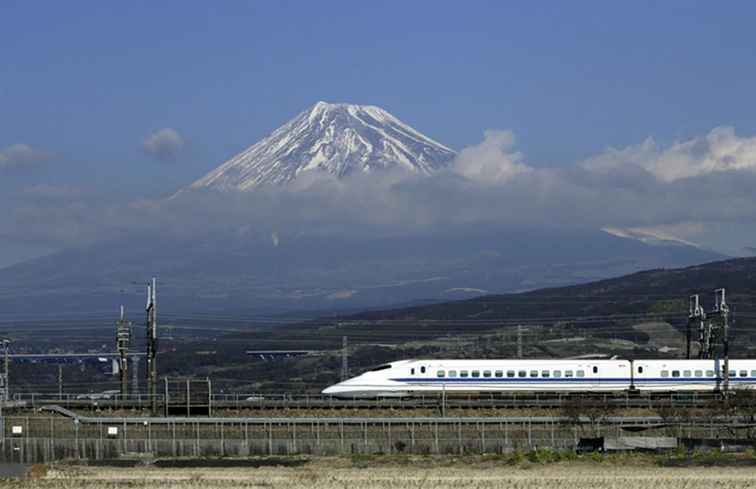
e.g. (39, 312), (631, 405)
(706, 370), (714, 377)
(752, 370), (756, 377)
(460, 370), (469, 378)
(437, 370), (445, 378)
(638, 366), (644, 374)
(576, 370), (585, 378)
(369, 364), (392, 372)
(565, 370), (573, 378)
(448, 370), (457, 377)
(518, 370), (527, 378)
(729, 370), (736, 378)
(553, 370), (562, 378)
(483, 370), (492, 378)
(421, 366), (426, 374)
(472, 370), (480, 378)
(495, 370), (504, 378)
(542, 370), (550, 378)
(507, 370), (516, 378)
(683, 370), (691, 377)
(672, 370), (680, 378)
(740, 370), (748, 377)
(661, 370), (669, 377)
(592, 366), (598, 374)
(529, 370), (538, 378)
(695, 370), (703, 377)
(411, 368), (415, 375)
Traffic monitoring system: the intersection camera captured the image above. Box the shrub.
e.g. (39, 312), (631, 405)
(26, 464), (48, 480)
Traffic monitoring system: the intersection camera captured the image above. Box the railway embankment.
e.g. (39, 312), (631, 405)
(3, 406), (756, 463)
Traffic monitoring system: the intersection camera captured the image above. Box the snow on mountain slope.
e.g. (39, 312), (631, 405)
(190, 101), (456, 190)
(602, 226), (703, 248)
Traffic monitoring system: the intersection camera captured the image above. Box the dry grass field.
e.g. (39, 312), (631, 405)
(4, 456), (756, 489)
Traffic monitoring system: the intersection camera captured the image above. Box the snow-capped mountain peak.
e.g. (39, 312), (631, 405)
(190, 101), (456, 190)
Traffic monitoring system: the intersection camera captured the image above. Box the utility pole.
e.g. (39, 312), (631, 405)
(0, 338), (7, 421)
(116, 305), (132, 397)
(58, 364), (63, 399)
(341, 336), (349, 381)
(701, 321), (713, 359)
(131, 355), (139, 395)
(715, 288), (730, 394)
(0, 338), (10, 402)
(145, 278), (158, 414)
(516, 325), (523, 359)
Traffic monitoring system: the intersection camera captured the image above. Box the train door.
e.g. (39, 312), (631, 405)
(419, 364), (428, 378)
(633, 362), (648, 390)
(588, 364), (601, 388)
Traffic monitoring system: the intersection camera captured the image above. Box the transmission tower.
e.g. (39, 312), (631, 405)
(714, 288), (730, 393)
(116, 305), (132, 397)
(690, 289), (732, 393)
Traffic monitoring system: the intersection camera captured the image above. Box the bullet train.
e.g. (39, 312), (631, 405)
(321, 358), (756, 398)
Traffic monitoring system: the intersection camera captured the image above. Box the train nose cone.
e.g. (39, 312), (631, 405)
(322, 384), (340, 395)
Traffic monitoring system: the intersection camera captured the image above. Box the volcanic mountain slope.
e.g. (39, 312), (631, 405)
(345, 256), (756, 323)
(0, 226), (724, 316)
(190, 101), (456, 190)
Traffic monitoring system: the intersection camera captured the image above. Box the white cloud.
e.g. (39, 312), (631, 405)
(582, 126), (756, 182)
(0, 144), (52, 169)
(452, 130), (531, 184)
(142, 128), (185, 162)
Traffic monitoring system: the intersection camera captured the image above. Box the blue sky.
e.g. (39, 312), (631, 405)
(2, 1), (756, 265)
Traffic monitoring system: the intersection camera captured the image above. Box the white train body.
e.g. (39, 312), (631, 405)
(322, 359), (756, 398)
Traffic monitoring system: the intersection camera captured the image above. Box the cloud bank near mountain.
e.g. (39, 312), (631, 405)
(582, 126), (756, 182)
(3, 125), (756, 260)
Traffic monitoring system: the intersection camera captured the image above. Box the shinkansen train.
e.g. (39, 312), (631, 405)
(321, 359), (756, 398)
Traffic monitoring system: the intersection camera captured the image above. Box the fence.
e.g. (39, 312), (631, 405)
(1, 414), (751, 463)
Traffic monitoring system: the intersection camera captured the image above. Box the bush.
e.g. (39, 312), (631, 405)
(526, 448), (560, 464)
(590, 451), (604, 462)
(26, 464), (48, 480)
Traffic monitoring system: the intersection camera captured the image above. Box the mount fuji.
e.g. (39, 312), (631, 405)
(0, 103), (726, 317)
(190, 102), (456, 190)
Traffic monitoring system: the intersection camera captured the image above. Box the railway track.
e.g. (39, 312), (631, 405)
(6, 391), (735, 412)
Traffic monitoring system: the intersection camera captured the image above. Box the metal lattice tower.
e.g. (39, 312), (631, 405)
(689, 289), (732, 393)
(116, 305), (132, 397)
(145, 278), (158, 413)
(714, 288), (730, 393)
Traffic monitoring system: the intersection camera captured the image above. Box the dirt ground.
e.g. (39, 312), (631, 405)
(4, 456), (756, 488)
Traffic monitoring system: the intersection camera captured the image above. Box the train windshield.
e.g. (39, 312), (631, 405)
(367, 364), (392, 372)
